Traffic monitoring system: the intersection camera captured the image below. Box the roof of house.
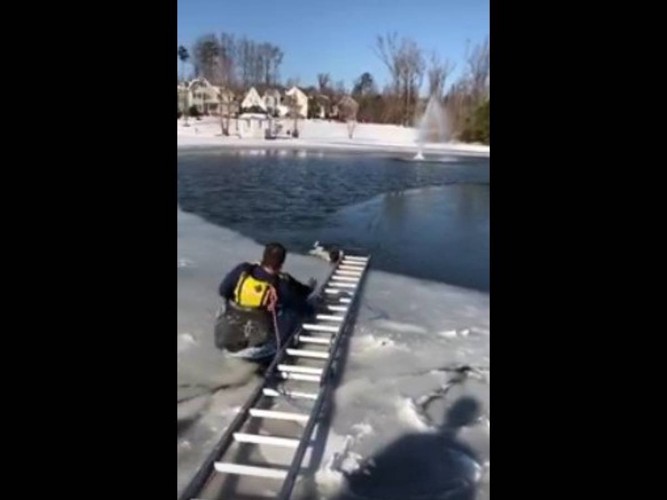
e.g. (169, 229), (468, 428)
(241, 87), (268, 111)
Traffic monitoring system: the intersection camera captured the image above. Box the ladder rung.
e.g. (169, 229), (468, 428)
(280, 372), (321, 382)
(329, 282), (357, 288)
(286, 348), (330, 359)
(214, 462), (288, 479)
(315, 314), (345, 321)
(325, 288), (353, 294)
(298, 336), (332, 345)
(233, 432), (301, 448)
(263, 387), (318, 400)
(249, 408), (310, 422)
(332, 275), (360, 282)
(303, 323), (340, 333)
(278, 364), (323, 375)
(339, 298), (352, 304)
(339, 264), (365, 269)
(327, 305), (348, 312)
(344, 255), (369, 262)
(334, 270), (362, 276)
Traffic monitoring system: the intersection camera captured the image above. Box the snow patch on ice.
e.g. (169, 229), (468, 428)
(370, 319), (429, 335)
(351, 333), (404, 353)
(177, 332), (197, 353)
(397, 397), (433, 432)
(178, 257), (194, 268)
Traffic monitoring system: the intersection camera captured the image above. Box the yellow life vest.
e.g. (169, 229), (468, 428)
(233, 265), (277, 309)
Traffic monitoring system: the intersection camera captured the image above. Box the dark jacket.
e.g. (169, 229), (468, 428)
(219, 263), (314, 314)
(214, 263), (317, 352)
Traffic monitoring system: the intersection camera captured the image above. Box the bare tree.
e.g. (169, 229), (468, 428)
(401, 38), (425, 125)
(444, 77), (474, 139)
(237, 37), (251, 87)
(375, 33), (425, 125)
(218, 89), (234, 136)
(317, 73), (331, 93)
(270, 46), (283, 85)
(219, 33), (236, 88)
(251, 43), (259, 85)
(375, 32), (402, 96)
(198, 34), (283, 90)
(193, 34), (221, 83)
(440, 37), (489, 139)
(334, 80), (347, 98)
(338, 96), (359, 138)
(427, 52), (455, 100)
(465, 37), (489, 104)
(286, 77), (301, 88)
(251, 42), (283, 87)
(380, 85), (403, 124)
(260, 43), (270, 85)
(218, 90), (224, 135)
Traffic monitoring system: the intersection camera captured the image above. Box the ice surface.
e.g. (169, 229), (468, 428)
(177, 208), (489, 499)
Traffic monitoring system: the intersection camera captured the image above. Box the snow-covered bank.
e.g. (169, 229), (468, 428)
(177, 208), (490, 499)
(177, 118), (490, 157)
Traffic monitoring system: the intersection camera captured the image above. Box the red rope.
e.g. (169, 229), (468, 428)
(266, 286), (280, 352)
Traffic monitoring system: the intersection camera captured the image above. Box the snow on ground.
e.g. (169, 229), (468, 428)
(177, 208), (490, 499)
(177, 117), (490, 157)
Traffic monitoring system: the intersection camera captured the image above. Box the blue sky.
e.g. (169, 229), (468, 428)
(177, 0), (489, 92)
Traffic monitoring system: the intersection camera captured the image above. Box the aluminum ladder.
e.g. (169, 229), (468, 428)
(179, 251), (371, 500)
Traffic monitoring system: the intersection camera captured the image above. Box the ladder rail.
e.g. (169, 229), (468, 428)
(277, 256), (370, 500)
(178, 256), (344, 500)
(178, 328), (294, 500)
(179, 250), (371, 500)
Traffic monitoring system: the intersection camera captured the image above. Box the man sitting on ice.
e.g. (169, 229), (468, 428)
(214, 242), (318, 363)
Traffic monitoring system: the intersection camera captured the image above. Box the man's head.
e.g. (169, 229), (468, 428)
(261, 242), (287, 272)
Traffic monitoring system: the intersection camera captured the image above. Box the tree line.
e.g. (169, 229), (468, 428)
(179, 33), (284, 89)
(178, 32), (489, 144)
